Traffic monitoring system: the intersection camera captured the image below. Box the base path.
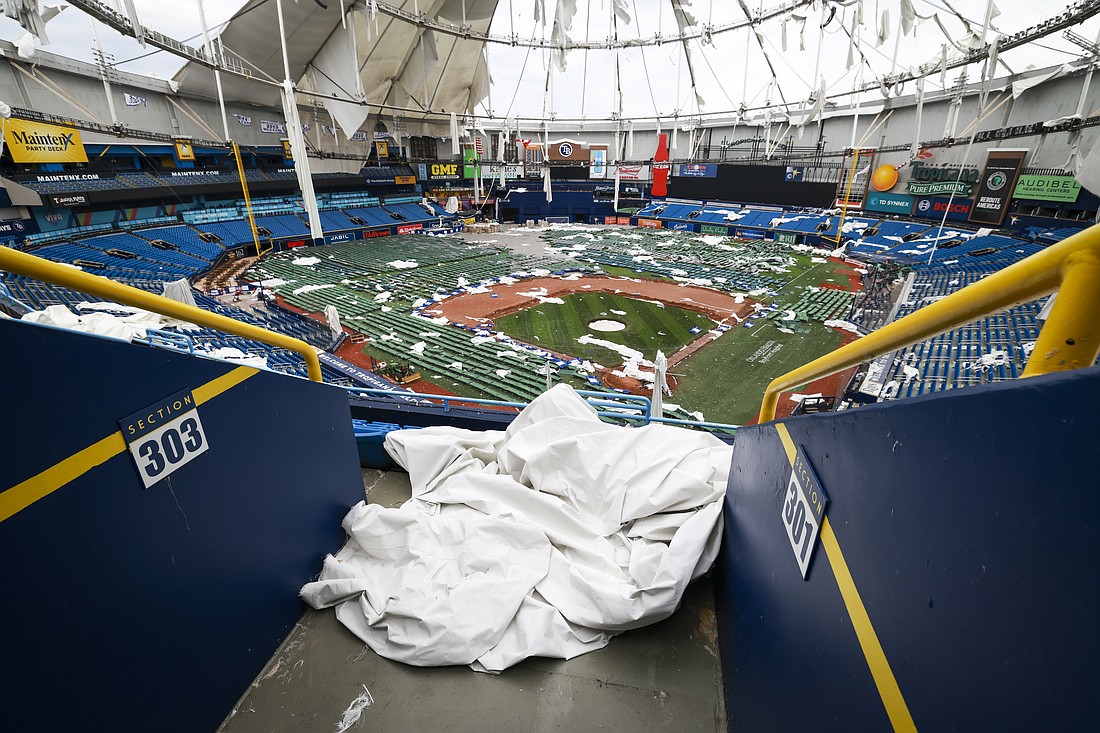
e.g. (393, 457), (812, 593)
(430, 275), (757, 328)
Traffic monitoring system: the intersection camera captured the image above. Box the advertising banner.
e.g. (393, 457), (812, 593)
(616, 216), (631, 225)
(49, 194), (88, 207)
(616, 165), (649, 180)
(480, 164), (524, 180)
(700, 224), (729, 235)
(260, 119), (286, 134)
(969, 149), (1028, 226)
(462, 149), (478, 178)
(4, 119), (88, 163)
(397, 223), (423, 234)
(174, 139), (195, 161)
(913, 195), (972, 221)
(865, 191), (915, 215)
(638, 218), (662, 228)
(590, 148), (607, 179)
(678, 163), (717, 178)
(1012, 174), (1081, 203)
(418, 162), (461, 180)
(376, 141), (389, 158)
(394, 175), (416, 185)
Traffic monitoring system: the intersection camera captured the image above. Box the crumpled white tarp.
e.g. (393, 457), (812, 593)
(22, 303), (162, 342)
(21, 302), (201, 342)
(300, 384), (731, 673)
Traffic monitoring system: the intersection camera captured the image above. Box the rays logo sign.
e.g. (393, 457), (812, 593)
(3, 118), (88, 163)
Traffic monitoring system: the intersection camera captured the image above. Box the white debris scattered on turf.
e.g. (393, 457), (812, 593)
(419, 332), (440, 338)
(457, 277), (470, 287)
(387, 260), (419, 269)
(290, 256), (321, 266)
(777, 327), (795, 334)
(495, 369), (512, 379)
(373, 291), (393, 303)
(781, 310), (797, 321)
(811, 257), (827, 263)
(610, 309), (627, 315)
(517, 287), (565, 305)
(497, 350), (529, 360)
(380, 305), (393, 312)
(292, 283), (336, 295)
(410, 341), (427, 355)
(824, 319), (862, 333)
(695, 235), (728, 245)
(472, 335), (495, 345)
(377, 332), (400, 342)
(448, 362), (464, 371)
(411, 298), (427, 309)
(788, 392), (823, 403)
(257, 278), (288, 287)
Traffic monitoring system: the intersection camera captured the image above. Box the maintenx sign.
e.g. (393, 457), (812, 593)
(4, 118), (88, 163)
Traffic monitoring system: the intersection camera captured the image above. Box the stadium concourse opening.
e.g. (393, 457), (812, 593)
(3, 0), (1100, 730)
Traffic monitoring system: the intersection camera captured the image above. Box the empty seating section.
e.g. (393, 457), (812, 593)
(195, 219), (262, 246)
(381, 203), (443, 223)
(243, 237), (598, 402)
(694, 204), (743, 225)
(546, 234), (787, 294)
(770, 287), (857, 323)
(318, 211), (359, 231)
(77, 232), (209, 274)
(344, 206), (402, 228)
(255, 214), (310, 238)
(872, 247), (1049, 400)
(773, 213), (831, 233)
(137, 226), (225, 260)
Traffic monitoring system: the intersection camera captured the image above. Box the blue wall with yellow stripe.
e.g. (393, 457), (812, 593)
(717, 365), (1100, 731)
(0, 320), (364, 732)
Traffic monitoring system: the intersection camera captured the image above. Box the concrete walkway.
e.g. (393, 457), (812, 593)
(219, 469), (725, 733)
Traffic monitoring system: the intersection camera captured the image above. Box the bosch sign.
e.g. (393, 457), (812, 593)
(913, 196), (972, 221)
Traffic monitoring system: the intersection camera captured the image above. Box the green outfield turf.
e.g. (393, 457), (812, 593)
(493, 291), (716, 365)
(670, 321), (846, 425)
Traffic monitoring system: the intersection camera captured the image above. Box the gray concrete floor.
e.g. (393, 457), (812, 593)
(220, 469), (725, 733)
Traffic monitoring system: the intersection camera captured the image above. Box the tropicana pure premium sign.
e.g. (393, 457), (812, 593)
(3, 118), (88, 163)
(904, 161), (980, 196)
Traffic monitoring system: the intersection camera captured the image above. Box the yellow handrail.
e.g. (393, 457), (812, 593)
(0, 246), (324, 382)
(758, 222), (1100, 423)
(231, 140), (266, 257)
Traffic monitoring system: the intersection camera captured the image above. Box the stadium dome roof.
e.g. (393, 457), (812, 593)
(162, 0), (1100, 137)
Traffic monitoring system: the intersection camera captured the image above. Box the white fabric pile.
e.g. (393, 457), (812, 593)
(300, 385), (731, 673)
(21, 303), (193, 342)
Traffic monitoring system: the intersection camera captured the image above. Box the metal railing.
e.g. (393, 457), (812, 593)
(348, 386), (740, 433)
(758, 222), (1100, 422)
(0, 247), (323, 381)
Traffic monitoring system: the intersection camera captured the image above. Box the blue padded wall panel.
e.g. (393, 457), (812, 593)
(716, 366), (1100, 731)
(0, 320), (364, 733)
